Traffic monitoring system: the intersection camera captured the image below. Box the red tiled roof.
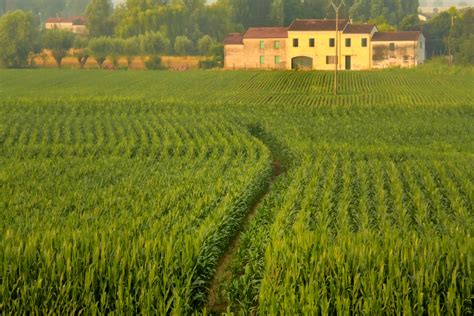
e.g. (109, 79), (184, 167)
(372, 31), (422, 41)
(224, 33), (244, 45)
(244, 27), (288, 39)
(343, 24), (376, 34)
(288, 19), (349, 31)
(46, 16), (86, 25)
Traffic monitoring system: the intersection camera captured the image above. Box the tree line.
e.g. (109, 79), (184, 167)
(0, 0), (473, 68)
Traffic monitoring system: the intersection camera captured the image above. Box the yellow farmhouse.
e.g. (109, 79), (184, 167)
(224, 19), (425, 70)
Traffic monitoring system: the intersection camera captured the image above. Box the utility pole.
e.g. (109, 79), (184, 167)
(329, 0), (345, 96)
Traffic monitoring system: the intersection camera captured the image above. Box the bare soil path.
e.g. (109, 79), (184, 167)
(206, 158), (283, 314)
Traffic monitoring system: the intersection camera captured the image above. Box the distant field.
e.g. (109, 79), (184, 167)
(1, 69), (473, 314)
(32, 53), (204, 70)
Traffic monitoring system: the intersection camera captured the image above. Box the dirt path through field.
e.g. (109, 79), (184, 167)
(206, 157), (283, 314)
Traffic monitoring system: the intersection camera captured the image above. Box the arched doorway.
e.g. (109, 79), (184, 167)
(291, 56), (313, 70)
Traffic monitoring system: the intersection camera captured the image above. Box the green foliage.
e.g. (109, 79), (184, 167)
(367, 16), (396, 31)
(123, 36), (140, 67)
(210, 43), (224, 63)
(451, 8), (474, 64)
(88, 36), (112, 68)
(350, 0), (419, 26)
(174, 35), (193, 56)
(139, 32), (170, 55)
(86, 0), (114, 37)
(0, 70), (473, 314)
(197, 35), (213, 56)
(456, 34), (474, 64)
(41, 29), (75, 67)
(108, 37), (125, 67)
(198, 58), (218, 69)
(0, 10), (36, 68)
(144, 55), (163, 70)
(72, 36), (90, 69)
(400, 14), (421, 31)
(2, 0), (89, 17)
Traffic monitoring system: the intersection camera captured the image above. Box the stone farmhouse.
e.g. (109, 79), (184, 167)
(45, 16), (88, 35)
(224, 19), (425, 70)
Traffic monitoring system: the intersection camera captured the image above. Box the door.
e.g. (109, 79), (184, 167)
(345, 56), (352, 70)
(291, 56), (313, 70)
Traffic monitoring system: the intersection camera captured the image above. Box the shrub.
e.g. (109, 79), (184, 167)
(197, 35), (214, 56)
(140, 32), (170, 56)
(144, 55), (163, 70)
(199, 58), (219, 69)
(174, 35), (193, 56)
(89, 36), (113, 68)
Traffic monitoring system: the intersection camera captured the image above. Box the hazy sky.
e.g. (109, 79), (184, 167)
(110, 0), (473, 8)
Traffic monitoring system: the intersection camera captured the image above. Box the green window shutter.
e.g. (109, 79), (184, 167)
(260, 40), (265, 49)
(275, 40), (280, 49)
(260, 55), (265, 64)
(275, 56), (280, 64)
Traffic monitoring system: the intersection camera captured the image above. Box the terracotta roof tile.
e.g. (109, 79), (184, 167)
(343, 24), (376, 34)
(372, 31), (422, 41)
(244, 27), (288, 39)
(288, 19), (349, 31)
(224, 33), (244, 45)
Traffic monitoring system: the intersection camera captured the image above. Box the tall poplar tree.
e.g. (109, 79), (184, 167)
(86, 0), (114, 37)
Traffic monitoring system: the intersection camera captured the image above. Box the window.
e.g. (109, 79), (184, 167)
(420, 41), (423, 48)
(361, 38), (368, 47)
(275, 56), (281, 64)
(403, 55), (409, 63)
(389, 43), (395, 50)
(329, 38), (335, 47)
(345, 38), (351, 47)
(293, 38), (299, 47)
(275, 40), (280, 49)
(326, 56), (336, 64)
(260, 40), (265, 49)
(260, 55), (264, 64)
(309, 38), (315, 47)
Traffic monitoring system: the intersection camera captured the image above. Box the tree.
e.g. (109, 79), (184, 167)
(42, 29), (75, 67)
(400, 14), (421, 31)
(72, 36), (89, 69)
(424, 11), (451, 56)
(0, 10), (36, 68)
(109, 37), (124, 67)
(197, 35), (213, 55)
(64, 0), (90, 16)
(89, 36), (112, 68)
(174, 35), (192, 55)
(368, 16), (396, 31)
(123, 36), (140, 67)
(451, 8), (474, 64)
(86, 0), (114, 37)
(456, 34), (474, 64)
(140, 32), (170, 56)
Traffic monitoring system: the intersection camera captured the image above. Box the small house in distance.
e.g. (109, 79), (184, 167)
(224, 19), (425, 70)
(45, 16), (88, 35)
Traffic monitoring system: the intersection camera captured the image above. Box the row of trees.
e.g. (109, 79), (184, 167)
(399, 7), (473, 63)
(0, 8), (222, 68)
(1, 1), (473, 68)
(1, 0), (91, 17)
(84, 0), (421, 40)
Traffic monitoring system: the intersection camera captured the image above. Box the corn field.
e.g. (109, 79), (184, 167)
(1, 69), (473, 314)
